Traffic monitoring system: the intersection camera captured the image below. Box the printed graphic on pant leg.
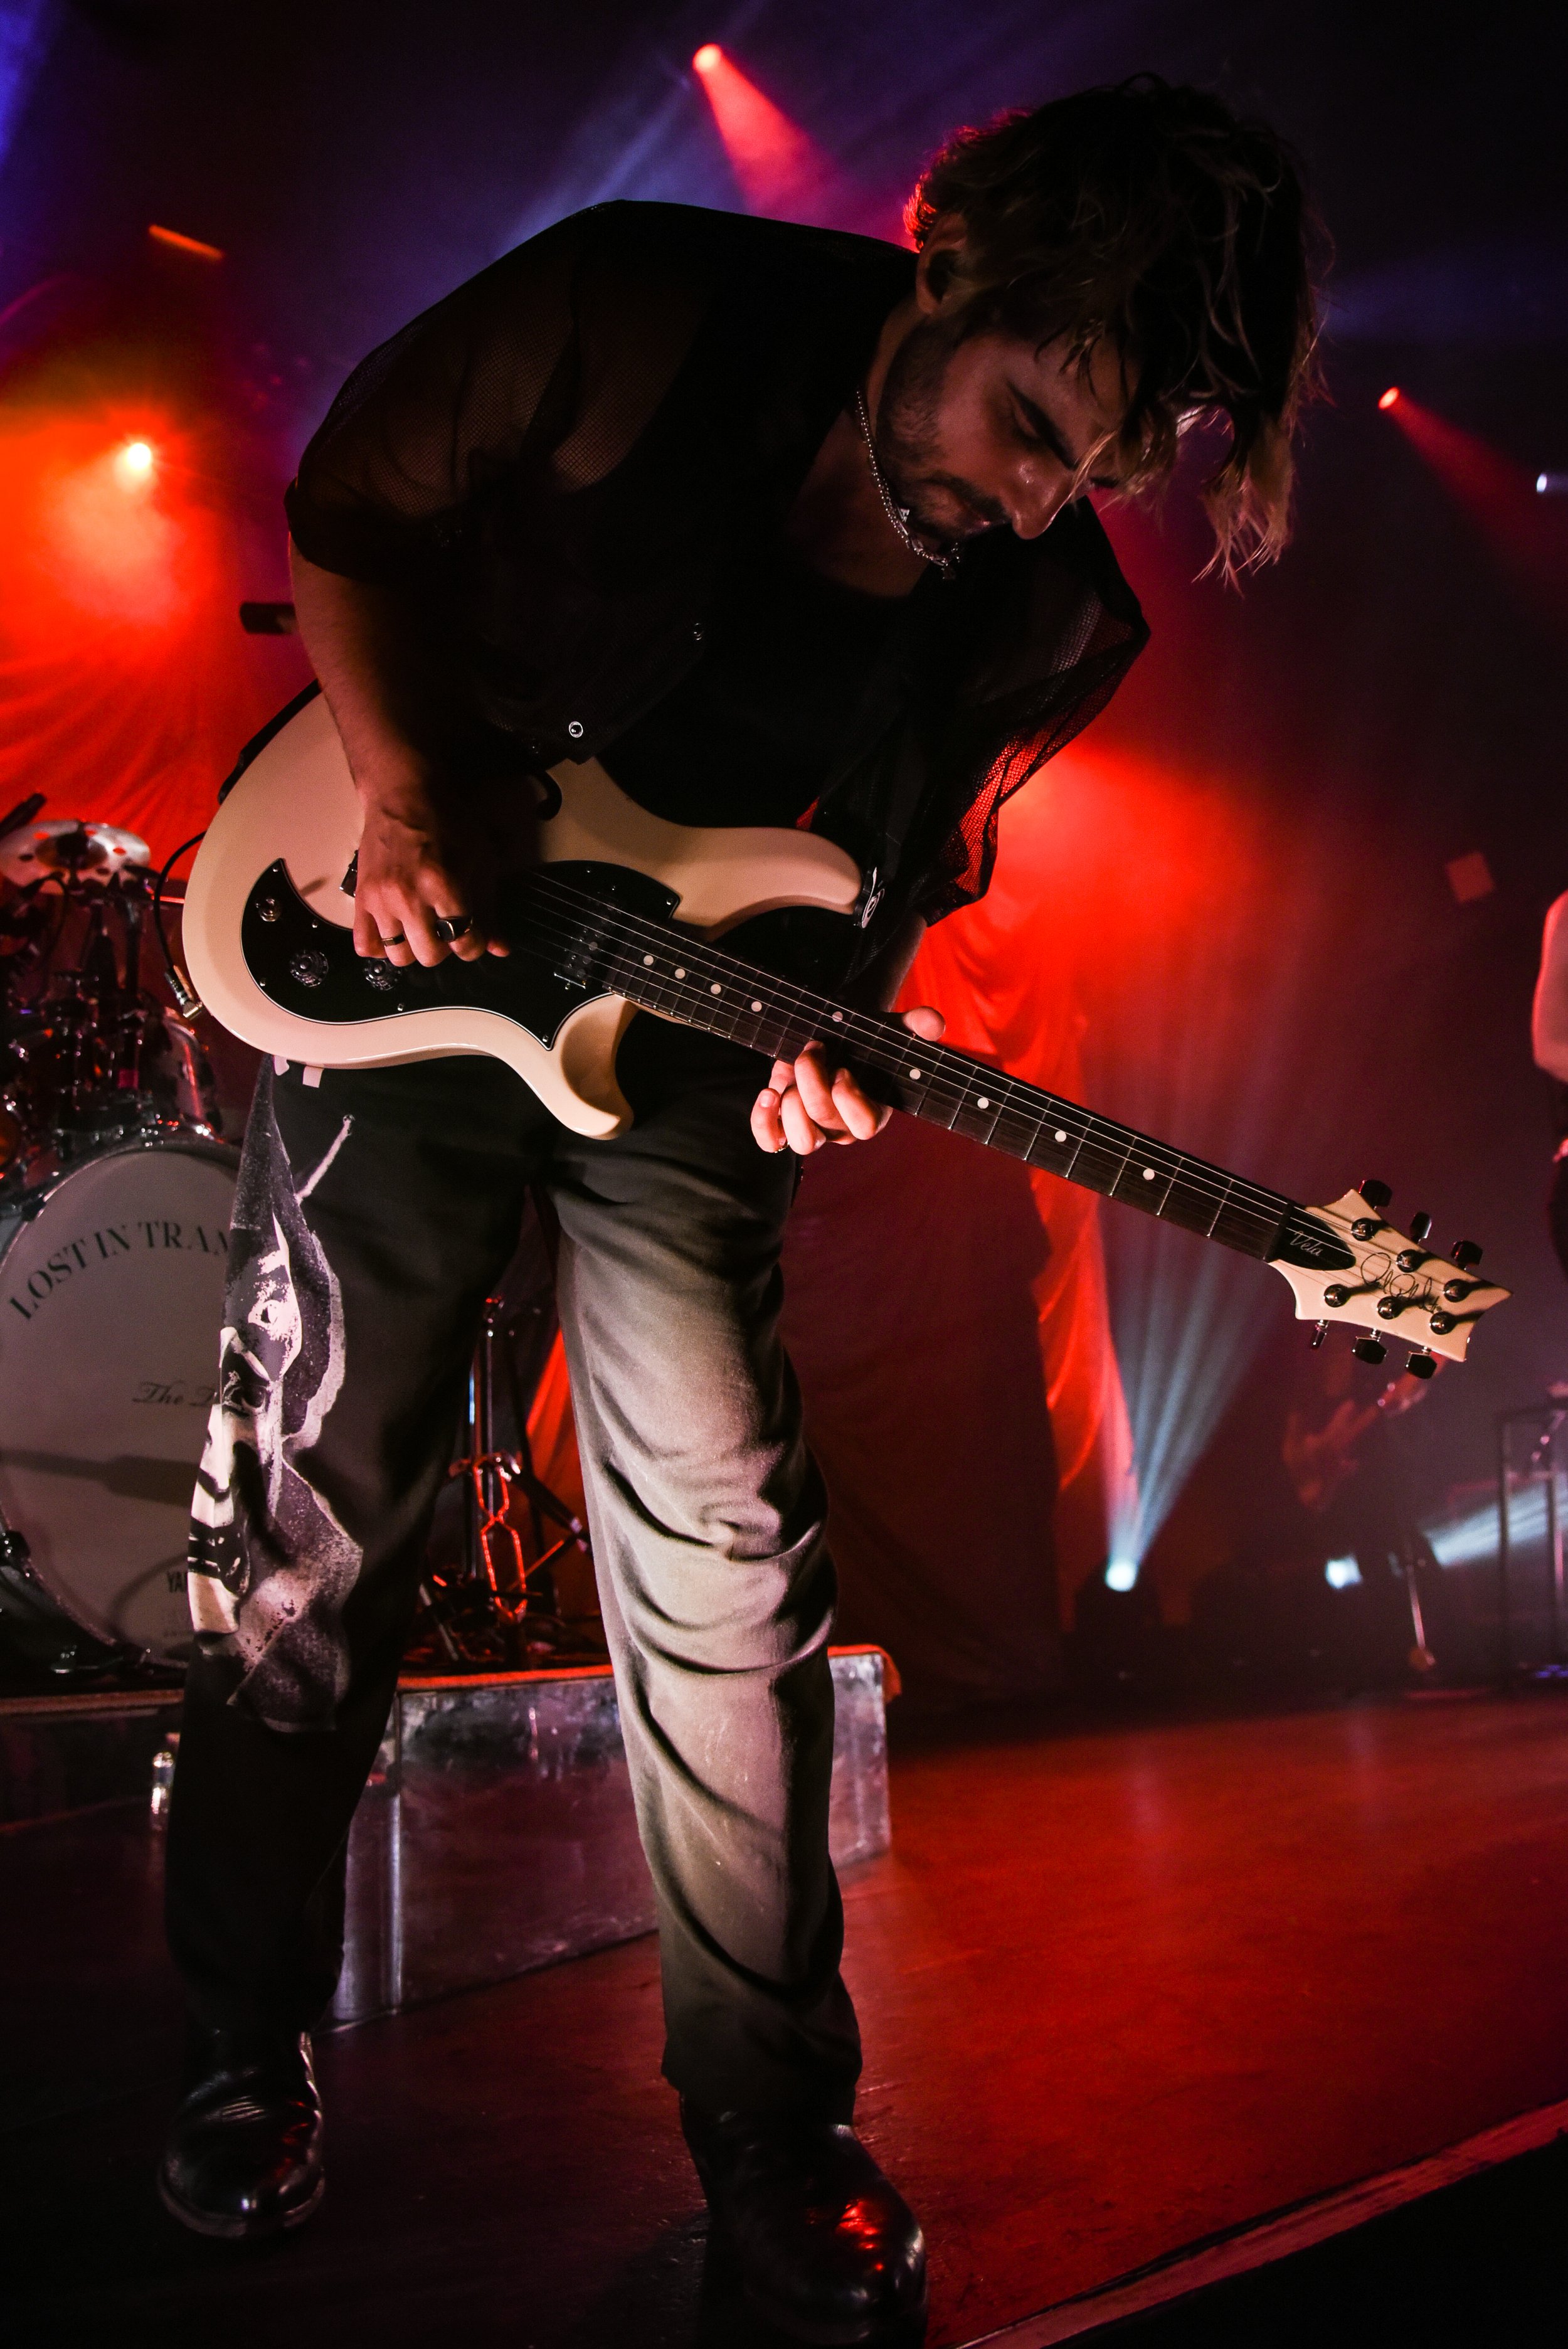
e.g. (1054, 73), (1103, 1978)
(188, 1093), (363, 1728)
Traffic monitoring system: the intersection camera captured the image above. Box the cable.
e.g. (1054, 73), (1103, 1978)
(151, 834), (206, 1020)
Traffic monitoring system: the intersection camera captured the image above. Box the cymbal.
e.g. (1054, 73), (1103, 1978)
(0, 820), (151, 887)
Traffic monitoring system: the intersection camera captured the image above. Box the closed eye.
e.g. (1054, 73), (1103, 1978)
(1011, 391), (1120, 492)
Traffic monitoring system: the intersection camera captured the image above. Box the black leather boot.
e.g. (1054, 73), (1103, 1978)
(682, 2100), (927, 2345)
(157, 2023), (325, 2240)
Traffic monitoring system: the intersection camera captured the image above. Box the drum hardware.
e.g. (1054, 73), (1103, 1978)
(0, 1501), (128, 1682)
(151, 832), (207, 1023)
(412, 1285), (599, 1673)
(0, 807), (223, 1191)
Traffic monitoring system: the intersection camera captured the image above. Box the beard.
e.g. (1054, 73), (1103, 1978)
(872, 315), (1012, 554)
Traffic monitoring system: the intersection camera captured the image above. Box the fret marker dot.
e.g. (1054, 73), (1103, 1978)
(832, 1010), (844, 1022)
(977, 1096), (989, 1110)
(643, 955), (655, 967)
(1054, 1130), (1067, 1143)
(909, 1067), (922, 1080)
(1143, 1167), (1157, 1181)
(710, 982), (722, 995)
(751, 1000), (763, 1013)
(674, 967), (686, 980)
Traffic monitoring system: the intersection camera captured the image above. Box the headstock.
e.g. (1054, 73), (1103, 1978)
(1269, 1182), (1510, 1374)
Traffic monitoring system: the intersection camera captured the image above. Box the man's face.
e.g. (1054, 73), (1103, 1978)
(875, 303), (1131, 555)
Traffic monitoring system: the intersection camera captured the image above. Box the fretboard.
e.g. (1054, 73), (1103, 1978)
(522, 868), (1303, 1265)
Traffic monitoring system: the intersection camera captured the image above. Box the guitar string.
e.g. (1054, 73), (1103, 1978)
(327, 865), (1304, 1245)
(511, 870), (1298, 1242)
(474, 875), (1294, 1243)
(485, 873), (1296, 1246)
(453, 874), (1295, 1249)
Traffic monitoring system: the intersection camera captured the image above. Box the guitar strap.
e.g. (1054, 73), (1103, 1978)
(808, 580), (948, 977)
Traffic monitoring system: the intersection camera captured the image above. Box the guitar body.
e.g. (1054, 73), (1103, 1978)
(182, 691), (863, 1138)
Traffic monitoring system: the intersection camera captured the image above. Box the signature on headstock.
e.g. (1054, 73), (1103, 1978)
(1269, 1181), (1510, 1376)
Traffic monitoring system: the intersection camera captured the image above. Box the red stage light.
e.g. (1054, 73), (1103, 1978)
(1382, 387), (1568, 636)
(113, 438), (154, 489)
(1378, 387), (1401, 410)
(690, 45), (825, 218)
(147, 223), (225, 263)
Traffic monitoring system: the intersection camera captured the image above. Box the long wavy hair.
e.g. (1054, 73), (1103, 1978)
(906, 78), (1327, 577)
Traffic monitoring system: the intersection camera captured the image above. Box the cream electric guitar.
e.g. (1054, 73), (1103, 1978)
(183, 692), (1509, 1374)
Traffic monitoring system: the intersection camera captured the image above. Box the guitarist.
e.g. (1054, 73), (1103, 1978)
(162, 77), (1320, 2343)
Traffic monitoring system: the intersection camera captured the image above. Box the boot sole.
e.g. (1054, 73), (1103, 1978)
(157, 2166), (326, 2241)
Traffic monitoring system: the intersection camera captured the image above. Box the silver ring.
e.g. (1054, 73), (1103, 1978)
(434, 913), (474, 943)
(383, 933), (406, 948)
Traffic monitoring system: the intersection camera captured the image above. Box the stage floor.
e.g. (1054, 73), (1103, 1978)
(6, 1688), (1568, 2346)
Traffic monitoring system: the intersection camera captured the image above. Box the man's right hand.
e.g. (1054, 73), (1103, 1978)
(352, 766), (512, 968)
(287, 547), (516, 972)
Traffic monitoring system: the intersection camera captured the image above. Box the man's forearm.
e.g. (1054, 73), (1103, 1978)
(1533, 895), (1568, 1083)
(289, 545), (447, 805)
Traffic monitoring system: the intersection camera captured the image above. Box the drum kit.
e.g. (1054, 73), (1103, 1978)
(0, 797), (236, 1679)
(0, 793), (596, 1684)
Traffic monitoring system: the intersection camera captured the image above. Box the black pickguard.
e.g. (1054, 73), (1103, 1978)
(240, 859), (681, 1048)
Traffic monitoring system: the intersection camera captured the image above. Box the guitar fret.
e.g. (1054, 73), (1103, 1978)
(518, 883), (1296, 1265)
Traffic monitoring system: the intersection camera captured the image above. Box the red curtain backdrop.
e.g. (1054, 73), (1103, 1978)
(0, 402), (309, 859)
(778, 765), (1135, 1700)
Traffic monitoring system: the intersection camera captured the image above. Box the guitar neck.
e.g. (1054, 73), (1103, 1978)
(527, 869), (1304, 1265)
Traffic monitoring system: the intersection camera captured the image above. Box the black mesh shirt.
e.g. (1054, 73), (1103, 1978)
(285, 201), (1148, 970)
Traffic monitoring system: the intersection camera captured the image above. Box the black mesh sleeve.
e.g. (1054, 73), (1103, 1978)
(283, 206), (711, 585)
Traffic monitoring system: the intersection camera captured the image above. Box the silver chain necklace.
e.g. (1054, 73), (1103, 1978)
(854, 388), (957, 578)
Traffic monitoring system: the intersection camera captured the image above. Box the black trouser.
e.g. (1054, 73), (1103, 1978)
(166, 1019), (860, 2120)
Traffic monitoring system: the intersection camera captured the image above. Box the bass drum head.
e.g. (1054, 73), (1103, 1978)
(0, 1140), (237, 1660)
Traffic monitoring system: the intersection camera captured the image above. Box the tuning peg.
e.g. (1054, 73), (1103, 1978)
(1409, 1212), (1431, 1244)
(1353, 1336), (1387, 1365)
(1450, 1239), (1483, 1269)
(1359, 1178), (1393, 1210)
(1406, 1349), (1436, 1380)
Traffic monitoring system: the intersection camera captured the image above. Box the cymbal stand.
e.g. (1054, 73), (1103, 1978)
(420, 1293), (593, 1668)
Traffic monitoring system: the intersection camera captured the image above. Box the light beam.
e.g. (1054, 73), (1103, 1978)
(689, 43), (828, 218)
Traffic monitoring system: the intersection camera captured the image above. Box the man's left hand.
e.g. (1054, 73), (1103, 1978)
(750, 1007), (945, 1155)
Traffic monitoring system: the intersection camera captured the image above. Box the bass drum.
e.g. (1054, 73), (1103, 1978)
(0, 1138), (237, 1661)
